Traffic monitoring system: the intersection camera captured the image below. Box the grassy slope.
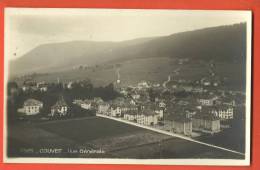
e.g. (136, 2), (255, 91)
(22, 57), (245, 91)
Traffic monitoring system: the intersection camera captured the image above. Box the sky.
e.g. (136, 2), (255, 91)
(5, 8), (251, 60)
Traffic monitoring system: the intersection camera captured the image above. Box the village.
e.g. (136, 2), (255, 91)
(7, 66), (245, 140)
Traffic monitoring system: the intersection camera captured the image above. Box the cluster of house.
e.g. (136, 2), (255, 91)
(116, 79), (239, 135)
(22, 80), (48, 92)
(69, 86), (232, 136)
(197, 94), (235, 120)
(73, 97), (164, 126)
(169, 112), (221, 136)
(15, 76), (242, 138)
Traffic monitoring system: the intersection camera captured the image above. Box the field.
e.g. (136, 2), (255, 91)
(7, 117), (244, 159)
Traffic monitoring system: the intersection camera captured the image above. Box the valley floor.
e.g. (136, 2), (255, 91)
(7, 116), (244, 159)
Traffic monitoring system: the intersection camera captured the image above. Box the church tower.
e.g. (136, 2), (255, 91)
(116, 68), (121, 84)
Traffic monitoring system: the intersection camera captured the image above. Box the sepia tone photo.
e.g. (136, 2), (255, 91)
(4, 8), (251, 165)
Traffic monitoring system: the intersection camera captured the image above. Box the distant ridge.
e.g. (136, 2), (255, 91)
(10, 23), (246, 76)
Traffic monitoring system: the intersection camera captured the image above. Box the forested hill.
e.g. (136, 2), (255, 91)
(10, 23), (246, 76)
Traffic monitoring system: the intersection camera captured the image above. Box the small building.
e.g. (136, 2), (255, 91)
(182, 85), (193, 92)
(154, 106), (164, 120)
(137, 81), (150, 89)
(120, 88), (128, 96)
(192, 87), (204, 93)
(158, 101), (166, 108)
(192, 113), (220, 134)
(221, 97), (236, 107)
(72, 99), (83, 105)
(171, 116), (192, 136)
(200, 78), (211, 86)
(197, 95), (218, 106)
(50, 97), (69, 117)
(21, 99), (43, 115)
(131, 93), (141, 100)
(37, 82), (48, 92)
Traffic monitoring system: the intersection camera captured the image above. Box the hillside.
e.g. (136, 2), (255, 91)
(9, 23), (247, 90)
(10, 23), (246, 74)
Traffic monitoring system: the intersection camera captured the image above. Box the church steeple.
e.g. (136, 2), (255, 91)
(116, 67), (120, 84)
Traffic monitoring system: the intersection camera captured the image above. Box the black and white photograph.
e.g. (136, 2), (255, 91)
(4, 8), (251, 165)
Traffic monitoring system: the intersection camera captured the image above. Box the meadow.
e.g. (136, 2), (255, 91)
(7, 116), (244, 159)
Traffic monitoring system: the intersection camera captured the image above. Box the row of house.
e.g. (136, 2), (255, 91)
(169, 113), (221, 136)
(22, 80), (48, 92)
(73, 97), (163, 126)
(123, 108), (162, 126)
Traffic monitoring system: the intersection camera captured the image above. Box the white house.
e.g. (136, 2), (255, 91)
(197, 96), (218, 106)
(211, 107), (234, 120)
(20, 99), (43, 115)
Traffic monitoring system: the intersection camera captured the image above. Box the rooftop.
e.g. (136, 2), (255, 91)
(24, 98), (43, 106)
(193, 113), (219, 121)
(51, 97), (68, 109)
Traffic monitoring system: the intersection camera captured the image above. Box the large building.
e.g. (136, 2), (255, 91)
(98, 102), (110, 114)
(20, 98), (43, 115)
(171, 115), (192, 136)
(192, 113), (220, 134)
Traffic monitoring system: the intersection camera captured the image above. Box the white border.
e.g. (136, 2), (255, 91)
(3, 8), (252, 166)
